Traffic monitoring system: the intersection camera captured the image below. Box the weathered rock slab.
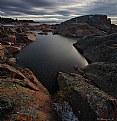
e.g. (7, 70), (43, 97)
(57, 72), (117, 121)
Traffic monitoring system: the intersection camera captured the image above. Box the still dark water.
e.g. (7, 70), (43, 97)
(16, 32), (88, 94)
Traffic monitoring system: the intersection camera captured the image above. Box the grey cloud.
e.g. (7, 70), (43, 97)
(55, 10), (73, 16)
(85, 1), (117, 16)
(0, 0), (117, 23)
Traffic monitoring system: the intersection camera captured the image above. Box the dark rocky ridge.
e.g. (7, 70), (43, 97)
(53, 15), (117, 37)
(62, 15), (111, 33)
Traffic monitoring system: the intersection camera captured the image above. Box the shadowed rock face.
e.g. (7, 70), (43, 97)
(57, 72), (117, 121)
(74, 33), (117, 63)
(54, 15), (117, 38)
(53, 23), (106, 37)
(0, 64), (57, 121)
(111, 24), (117, 33)
(61, 15), (111, 33)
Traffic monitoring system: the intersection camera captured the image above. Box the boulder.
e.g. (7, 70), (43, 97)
(83, 43), (117, 63)
(74, 33), (117, 63)
(23, 32), (36, 42)
(0, 64), (57, 121)
(75, 62), (117, 99)
(17, 32), (36, 43)
(53, 23), (106, 37)
(57, 72), (117, 121)
(5, 45), (21, 53)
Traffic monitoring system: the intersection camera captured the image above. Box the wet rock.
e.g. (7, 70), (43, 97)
(0, 64), (57, 121)
(53, 23), (106, 37)
(42, 28), (53, 32)
(38, 32), (48, 35)
(57, 72), (117, 121)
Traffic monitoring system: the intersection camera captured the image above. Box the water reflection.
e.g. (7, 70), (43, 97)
(16, 32), (88, 94)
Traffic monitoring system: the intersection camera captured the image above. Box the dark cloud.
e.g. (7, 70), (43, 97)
(0, 0), (117, 23)
(55, 10), (73, 16)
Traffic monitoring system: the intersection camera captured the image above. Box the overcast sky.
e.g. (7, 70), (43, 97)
(0, 0), (117, 23)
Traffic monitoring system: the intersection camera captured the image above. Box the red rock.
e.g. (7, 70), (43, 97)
(0, 64), (57, 121)
(0, 43), (5, 58)
(24, 32), (36, 42)
(5, 45), (21, 53)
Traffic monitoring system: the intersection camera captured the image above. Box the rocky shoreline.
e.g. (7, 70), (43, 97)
(54, 15), (117, 121)
(1, 14), (117, 121)
(0, 24), (60, 120)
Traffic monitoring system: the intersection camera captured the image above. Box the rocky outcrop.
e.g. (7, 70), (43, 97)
(54, 15), (117, 37)
(61, 15), (111, 33)
(53, 23), (106, 37)
(0, 64), (57, 121)
(75, 62), (117, 99)
(74, 33), (117, 63)
(57, 72), (117, 121)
